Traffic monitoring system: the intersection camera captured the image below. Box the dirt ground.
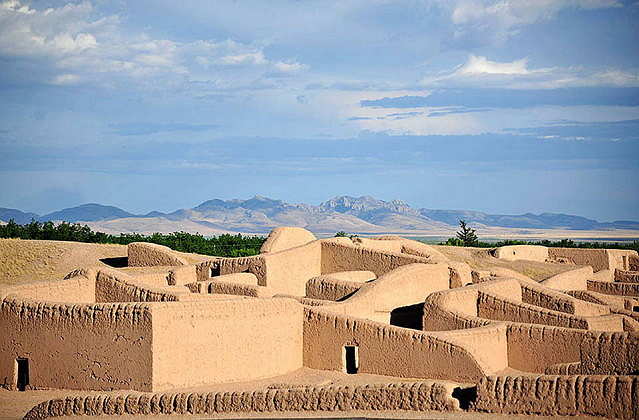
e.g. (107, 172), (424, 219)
(0, 239), (127, 286)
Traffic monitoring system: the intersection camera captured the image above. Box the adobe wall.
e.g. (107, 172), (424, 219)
(305, 275), (363, 301)
(477, 291), (622, 330)
(0, 272), (95, 303)
(539, 266), (592, 291)
(190, 280), (275, 298)
(95, 269), (187, 302)
(23, 381), (460, 419)
(127, 243), (187, 267)
(325, 264), (450, 323)
(151, 298), (303, 391)
(0, 297), (153, 391)
(520, 280), (608, 316)
(548, 248), (637, 272)
(303, 307), (487, 382)
(260, 227), (317, 254)
(588, 279), (639, 297)
(615, 269), (639, 283)
(579, 331), (639, 375)
(261, 241), (322, 296)
(320, 241), (430, 278)
(493, 245), (548, 262)
(474, 375), (639, 419)
(506, 324), (589, 372)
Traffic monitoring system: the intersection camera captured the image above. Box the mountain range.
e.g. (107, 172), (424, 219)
(1, 195), (638, 235)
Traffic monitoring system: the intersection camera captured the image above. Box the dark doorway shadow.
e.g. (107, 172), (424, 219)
(390, 303), (424, 330)
(100, 257), (128, 268)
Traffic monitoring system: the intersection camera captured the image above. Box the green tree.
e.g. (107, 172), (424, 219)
(335, 231), (348, 237)
(456, 220), (478, 247)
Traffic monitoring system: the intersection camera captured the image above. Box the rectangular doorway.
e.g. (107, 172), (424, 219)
(16, 358), (29, 391)
(344, 346), (358, 374)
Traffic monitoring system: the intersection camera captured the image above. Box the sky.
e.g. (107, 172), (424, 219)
(1, 0), (638, 221)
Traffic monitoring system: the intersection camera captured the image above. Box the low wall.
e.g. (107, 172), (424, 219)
(0, 297), (153, 391)
(127, 243), (187, 267)
(303, 307), (487, 382)
(0, 272), (95, 303)
(151, 299), (303, 391)
(579, 331), (639, 375)
(493, 245), (548, 262)
(588, 279), (639, 297)
(548, 248), (637, 272)
(305, 276), (363, 301)
(23, 381), (459, 419)
(521, 280), (608, 316)
(474, 375), (639, 419)
(615, 269), (639, 283)
(321, 241), (429, 278)
(539, 266), (592, 291)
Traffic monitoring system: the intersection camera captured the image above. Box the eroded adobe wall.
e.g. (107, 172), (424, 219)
(303, 307), (486, 382)
(262, 241), (322, 296)
(0, 273), (95, 303)
(127, 243), (187, 267)
(548, 248), (637, 272)
(580, 331), (639, 375)
(320, 241), (429, 278)
(539, 266), (592, 291)
(0, 297), (153, 391)
(95, 269), (183, 302)
(22, 381), (460, 419)
(150, 298), (303, 391)
(260, 227), (317, 254)
(588, 279), (639, 297)
(305, 275), (363, 301)
(506, 324), (587, 373)
(493, 245), (548, 262)
(477, 291), (594, 329)
(474, 375), (639, 419)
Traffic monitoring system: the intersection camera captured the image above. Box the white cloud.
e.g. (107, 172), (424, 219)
(422, 54), (639, 89)
(0, 0), (308, 89)
(446, 0), (622, 43)
(458, 55), (531, 75)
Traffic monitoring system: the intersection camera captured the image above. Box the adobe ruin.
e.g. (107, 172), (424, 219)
(2, 227), (639, 419)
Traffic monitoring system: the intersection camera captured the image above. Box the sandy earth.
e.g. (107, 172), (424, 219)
(0, 240), (127, 286)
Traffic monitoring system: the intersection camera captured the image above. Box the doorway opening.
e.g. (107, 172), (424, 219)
(16, 358), (29, 391)
(343, 345), (358, 374)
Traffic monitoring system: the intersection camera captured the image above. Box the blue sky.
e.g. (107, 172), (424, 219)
(1, 0), (638, 220)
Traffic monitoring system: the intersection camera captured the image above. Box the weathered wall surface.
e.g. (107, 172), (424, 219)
(262, 242), (322, 296)
(305, 275), (363, 301)
(303, 307), (488, 382)
(95, 269), (187, 302)
(0, 273), (95, 303)
(588, 279), (639, 297)
(260, 227), (317, 254)
(539, 266), (592, 291)
(324, 264), (450, 324)
(548, 248), (637, 272)
(493, 245), (548, 262)
(127, 243), (187, 267)
(0, 297), (153, 391)
(320, 241), (429, 278)
(474, 375), (639, 419)
(151, 299), (303, 391)
(579, 331), (639, 375)
(23, 381), (460, 419)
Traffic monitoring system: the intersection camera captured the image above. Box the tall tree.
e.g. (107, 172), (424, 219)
(456, 220), (478, 246)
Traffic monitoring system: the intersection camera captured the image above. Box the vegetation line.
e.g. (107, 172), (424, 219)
(0, 220), (265, 257)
